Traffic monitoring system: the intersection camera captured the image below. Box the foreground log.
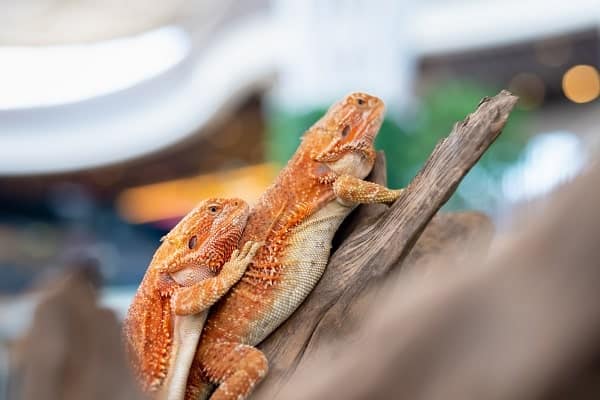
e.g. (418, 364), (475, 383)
(276, 146), (600, 400)
(254, 90), (518, 398)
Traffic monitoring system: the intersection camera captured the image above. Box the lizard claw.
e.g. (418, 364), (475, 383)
(221, 241), (261, 280)
(239, 241), (254, 259)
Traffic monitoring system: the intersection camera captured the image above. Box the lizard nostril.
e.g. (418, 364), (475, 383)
(341, 125), (350, 137)
(188, 235), (198, 250)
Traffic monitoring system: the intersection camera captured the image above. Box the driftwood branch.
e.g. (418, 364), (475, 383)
(277, 145), (600, 400)
(254, 90), (518, 398)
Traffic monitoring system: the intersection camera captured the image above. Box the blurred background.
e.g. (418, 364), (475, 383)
(0, 0), (599, 396)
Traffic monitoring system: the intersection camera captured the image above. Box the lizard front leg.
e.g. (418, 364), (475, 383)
(161, 242), (260, 400)
(171, 241), (262, 316)
(333, 174), (403, 205)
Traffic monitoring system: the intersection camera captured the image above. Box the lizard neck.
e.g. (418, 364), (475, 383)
(241, 134), (336, 244)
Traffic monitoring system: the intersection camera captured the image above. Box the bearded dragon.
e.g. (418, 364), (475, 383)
(123, 198), (261, 400)
(185, 93), (402, 400)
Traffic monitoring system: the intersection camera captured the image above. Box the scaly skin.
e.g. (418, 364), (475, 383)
(122, 198), (261, 400)
(186, 93), (403, 400)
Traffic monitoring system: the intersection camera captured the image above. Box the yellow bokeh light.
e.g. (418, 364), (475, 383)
(117, 163), (278, 224)
(562, 65), (600, 104)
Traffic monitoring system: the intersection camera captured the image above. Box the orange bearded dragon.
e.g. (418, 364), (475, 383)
(185, 93), (403, 399)
(123, 198), (261, 400)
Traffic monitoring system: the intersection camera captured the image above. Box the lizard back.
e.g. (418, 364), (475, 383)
(200, 129), (349, 346)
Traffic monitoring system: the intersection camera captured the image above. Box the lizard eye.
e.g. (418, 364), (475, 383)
(341, 125), (350, 137)
(356, 98), (365, 105)
(208, 205), (219, 214)
(188, 235), (198, 250)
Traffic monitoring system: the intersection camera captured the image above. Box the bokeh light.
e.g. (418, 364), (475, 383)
(502, 132), (585, 203)
(562, 65), (600, 104)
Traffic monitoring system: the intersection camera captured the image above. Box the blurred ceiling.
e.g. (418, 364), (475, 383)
(0, 95), (266, 202)
(0, 0), (216, 45)
(0, 0), (597, 176)
(0, 0), (271, 45)
(0, 0), (187, 44)
(0, 2), (274, 176)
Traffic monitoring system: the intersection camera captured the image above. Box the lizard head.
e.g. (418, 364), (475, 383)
(154, 198), (249, 277)
(311, 92), (385, 180)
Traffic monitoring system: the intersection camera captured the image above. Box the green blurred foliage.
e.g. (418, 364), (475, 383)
(266, 81), (527, 211)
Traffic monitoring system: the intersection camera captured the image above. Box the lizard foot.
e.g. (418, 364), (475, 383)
(333, 174), (403, 205)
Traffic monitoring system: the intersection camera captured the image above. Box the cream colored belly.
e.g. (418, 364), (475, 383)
(246, 200), (353, 345)
(157, 311), (208, 400)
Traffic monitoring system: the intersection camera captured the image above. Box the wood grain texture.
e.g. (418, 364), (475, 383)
(253, 90), (518, 398)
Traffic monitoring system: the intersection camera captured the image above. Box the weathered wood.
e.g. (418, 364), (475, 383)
(277, 147), (600, 400)
(254, 90), (518, 398)
(321, 210), (495, 352)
